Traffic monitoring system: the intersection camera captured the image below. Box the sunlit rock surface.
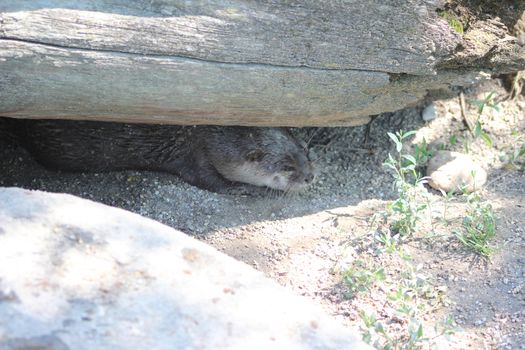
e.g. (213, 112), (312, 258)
(426, 151), (487, 193)
(0, 187), (369, 350)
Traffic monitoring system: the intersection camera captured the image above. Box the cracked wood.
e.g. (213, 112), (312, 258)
(0, 1), (523, 126)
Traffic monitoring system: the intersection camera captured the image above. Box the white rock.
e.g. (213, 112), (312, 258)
(426, 151), (487, 193)
(422, 103), (437, 121)
(0, 187), (370, 350)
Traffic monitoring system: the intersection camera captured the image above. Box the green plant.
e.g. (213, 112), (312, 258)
(358, 130), (471, 348)
(454, 194), (496, 258)
(343, 260), (386, 298)
(509, 145), (525, 171)
(360, 308), (431, 350)
(361, 230), (455, 349)
(449, 134), (458, 146)
(436, 315), (460, 338)
(359, 284), (452, 350)
(413, 138), (432, 165)
(384, 130), (429, 236)
(463, 141), (470, 154)
(507, 132), (525, 171)
(352, 227), (458, 349)
(359, 310), (395, 349)
(437, 10), (465, 34)
(439, 188), (456, 225)
(469, 91), (500, 147)
(375, 232), (399, 255)
(393, 261), (447, 310)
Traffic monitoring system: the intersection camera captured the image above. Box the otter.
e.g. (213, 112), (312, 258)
(6, 118), (315, 193)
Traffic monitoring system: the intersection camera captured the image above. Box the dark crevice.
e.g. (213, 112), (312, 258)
(0, 37), (391, 75)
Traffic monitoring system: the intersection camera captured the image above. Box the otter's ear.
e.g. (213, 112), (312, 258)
(245, 149), (265, 162)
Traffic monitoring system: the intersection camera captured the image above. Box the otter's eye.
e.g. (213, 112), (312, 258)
(245, 149), (265, 162)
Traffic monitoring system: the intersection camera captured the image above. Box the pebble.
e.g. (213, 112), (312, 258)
(422, 103), (437, 121)
(475, 319), (486, 326)
(426, 151), (487, 193)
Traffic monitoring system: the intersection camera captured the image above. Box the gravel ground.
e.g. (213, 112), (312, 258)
(1, 78), (524, 349)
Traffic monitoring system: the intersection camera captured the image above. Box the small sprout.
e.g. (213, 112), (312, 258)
(414, 138), (432, 165)
(343, 260), (386, 299)
(437, 10), (465, 34)
(467, 91), (498, 148)
(383, 130), (429, 236)
(454, 196), (496, 258)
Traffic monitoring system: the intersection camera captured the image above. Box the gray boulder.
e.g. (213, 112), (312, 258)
(0, 187), (370, 350)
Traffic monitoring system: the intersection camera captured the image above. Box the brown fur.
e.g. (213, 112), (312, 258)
(6, 118), (315, 193)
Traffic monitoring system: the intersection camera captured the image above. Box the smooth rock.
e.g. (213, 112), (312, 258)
(426, 151), (487, 193)
(0, 187), (370, 350)
(422, 103), (437, 121)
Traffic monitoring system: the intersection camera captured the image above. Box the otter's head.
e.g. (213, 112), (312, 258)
(210, 127), (315, 191)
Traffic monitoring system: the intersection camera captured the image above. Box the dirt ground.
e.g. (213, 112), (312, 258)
(1, 79), (524, 349)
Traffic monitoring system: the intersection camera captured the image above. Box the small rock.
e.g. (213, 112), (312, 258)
(422, 103), (437, 121)
(474, 319), (486, 326)
(426, 151), (487, 193)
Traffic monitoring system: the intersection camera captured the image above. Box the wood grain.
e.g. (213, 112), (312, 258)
(0, 1), (523, 126)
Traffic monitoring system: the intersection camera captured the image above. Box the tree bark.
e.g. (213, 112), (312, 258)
(0, 1), (524, 126)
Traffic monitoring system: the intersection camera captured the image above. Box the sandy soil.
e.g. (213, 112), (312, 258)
(1, 79), (524, 349)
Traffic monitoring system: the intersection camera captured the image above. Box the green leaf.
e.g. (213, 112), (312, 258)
(448, 18), (464, 34)
(383, 162), (397, 171)
(387, 132), (398, 142)
(469, 100), (484, 108)
(387, 132), (401, 152)
(375, 268), (386, 280)
(402, 154), (417, 165)
(362, 332), (371, 344)
(490, 103), (501, 112)
(474, 121), (482, 137)
(402, 130), (417, 139)
(397, 305), (411, 315)
(417, 323), (424, 338)
(480, 131), (493, 147)
(416, 204), (428, 211)
(484, 91), (496, 102)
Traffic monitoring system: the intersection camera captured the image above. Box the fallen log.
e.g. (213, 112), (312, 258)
(0, 1), (524, 126)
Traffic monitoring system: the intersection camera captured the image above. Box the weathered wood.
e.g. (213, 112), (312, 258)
(0, 1), (458, 74)
(0, 1), (523, 126)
